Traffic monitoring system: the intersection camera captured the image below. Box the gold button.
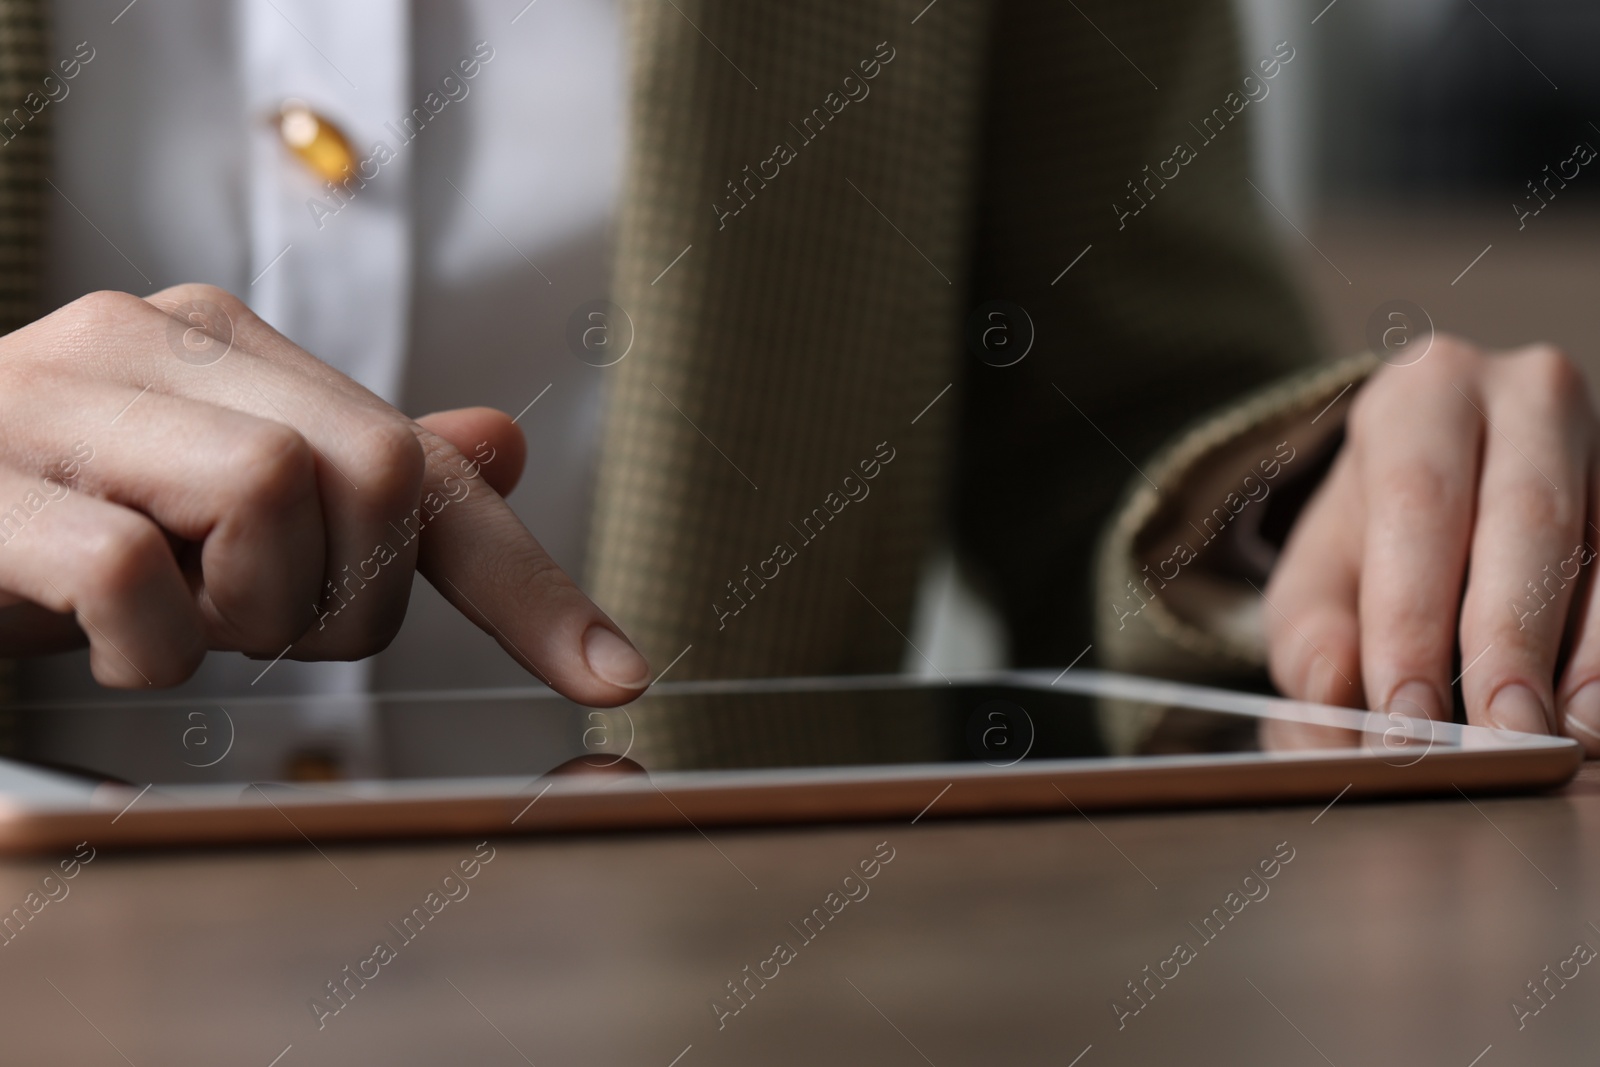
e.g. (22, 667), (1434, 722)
(275, 100), (356, 183)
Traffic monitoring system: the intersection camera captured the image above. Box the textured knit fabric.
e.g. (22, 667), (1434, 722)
(0, 0), (45, 335)
(0, 0), (42, 727)
(591, 0), (1323, 682)
(592, 0), (990, 680)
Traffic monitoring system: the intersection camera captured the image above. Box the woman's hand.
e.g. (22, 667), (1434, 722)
(1266, 334), (1600, 752)
(0, 284), (648, 702)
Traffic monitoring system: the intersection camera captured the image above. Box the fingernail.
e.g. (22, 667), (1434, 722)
(1486, 684), (1550, 734)
(1386, 680), (1443, 720)
(1561, 682), (1600, 744)
(583, 625), (650, 689)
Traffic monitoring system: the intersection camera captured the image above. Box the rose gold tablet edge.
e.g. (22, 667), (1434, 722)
(0, 741), (1577, 856)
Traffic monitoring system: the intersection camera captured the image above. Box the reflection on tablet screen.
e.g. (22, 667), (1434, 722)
(0, 680), (1415, 788)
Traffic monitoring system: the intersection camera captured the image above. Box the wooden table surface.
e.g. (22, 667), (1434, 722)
(3, 765), (1599, 1067)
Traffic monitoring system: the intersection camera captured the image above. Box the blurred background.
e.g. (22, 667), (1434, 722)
(1239, 0), (1600, 370)
(917, 0), (1600, 675)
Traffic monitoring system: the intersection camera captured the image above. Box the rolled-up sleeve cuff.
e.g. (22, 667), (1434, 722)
(1094, 352), (1379, 682)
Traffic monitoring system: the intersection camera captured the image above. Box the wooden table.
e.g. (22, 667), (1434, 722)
(3, 765), (1598, 1066)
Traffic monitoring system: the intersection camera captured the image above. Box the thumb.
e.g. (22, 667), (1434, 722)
(415, 407), (527, 498)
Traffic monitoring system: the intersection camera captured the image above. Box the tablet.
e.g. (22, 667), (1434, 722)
(0, 669), (1579, 853)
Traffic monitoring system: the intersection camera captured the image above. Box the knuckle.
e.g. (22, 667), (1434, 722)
(223, 422), (317, 512)
(506, 539), (567, 587)
(1367, 333), (1480, 398)
(67, 289), (150, 326)
(1349, 351), (1472, 439)
(414, 426), (464, 472)
(76, 515), (172, 605)
(1423, 333), (1480, 371)
(1503, 479), (1573, 532)
(1461, 590), (1543, 660)
(1368, 332), (1473, 387)
(347, 421), (425, 508)
(1516, 343), (1586, 402)
(1362, 578), (1453, 659)
(413, 428), (479, 495)
(154, 282), (247, 316)
(486, 537), (572, 605)
(1373, 460), (1462, 517)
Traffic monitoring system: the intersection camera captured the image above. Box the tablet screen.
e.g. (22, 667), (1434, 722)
(0, 675), (1431, 788)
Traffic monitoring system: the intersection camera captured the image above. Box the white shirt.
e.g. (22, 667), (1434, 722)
(27, 0), (625, 700)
